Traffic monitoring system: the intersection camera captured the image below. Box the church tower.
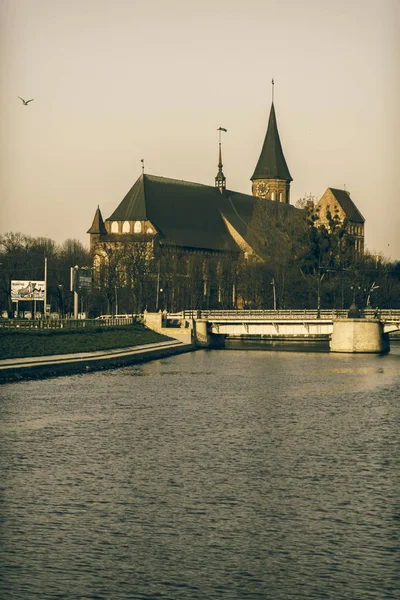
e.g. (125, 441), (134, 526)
(251, 88), (292, 203)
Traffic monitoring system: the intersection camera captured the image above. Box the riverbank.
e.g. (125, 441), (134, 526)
(0, 339), (194, 384)
(0, 322), (196, 383)
(0, 323), (170, 360)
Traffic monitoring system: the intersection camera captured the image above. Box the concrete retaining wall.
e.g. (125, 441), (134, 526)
(0, 340), (195, 384)
(143, 311), (193, 344)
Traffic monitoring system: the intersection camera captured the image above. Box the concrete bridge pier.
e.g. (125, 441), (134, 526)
(193, 319), (209, 347)
(193, 319), (226, 348)
(330, 319), (389, 354)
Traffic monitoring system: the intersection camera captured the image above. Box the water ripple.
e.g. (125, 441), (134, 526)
(1, 347), (399, 599)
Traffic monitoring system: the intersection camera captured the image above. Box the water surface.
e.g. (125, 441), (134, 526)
(1, 347), (399, 599)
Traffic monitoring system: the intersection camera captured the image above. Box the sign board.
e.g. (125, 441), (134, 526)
(11, 280), (46, 301)
(78, 274), (92, 291)
(70, 268), (92, 292)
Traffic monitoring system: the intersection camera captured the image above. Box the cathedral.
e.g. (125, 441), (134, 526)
(87, 100), (298, 257)
(88, 100), (365, 280)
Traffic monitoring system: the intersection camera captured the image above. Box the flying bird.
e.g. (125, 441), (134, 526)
(18, 97), (34, 105)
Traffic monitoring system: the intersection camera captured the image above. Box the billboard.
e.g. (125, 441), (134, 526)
(11, 280), (46, 301)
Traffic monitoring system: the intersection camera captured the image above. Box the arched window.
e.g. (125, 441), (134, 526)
(111, 221), (119, 233)
(123, 221), (130, 233)
(134, 221), (142, 233)
(271, 192), (275, 200)
(147, 227), (153, 234)
(279, 192), (283, 202)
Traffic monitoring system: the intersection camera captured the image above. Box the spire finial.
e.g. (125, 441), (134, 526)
(141, 158), (144, 174)
(272, 78), (274, 103)
(215, 127), (227, 193)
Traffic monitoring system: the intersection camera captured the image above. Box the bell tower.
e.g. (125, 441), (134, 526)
(251, 80), (292, 203)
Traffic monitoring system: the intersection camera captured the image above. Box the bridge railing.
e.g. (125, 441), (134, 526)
(177, 309), (400, 322)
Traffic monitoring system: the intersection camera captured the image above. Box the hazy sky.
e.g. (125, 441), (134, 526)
(1, 0), (399, 259)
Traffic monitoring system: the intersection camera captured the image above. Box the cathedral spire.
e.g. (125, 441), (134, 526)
(215, 127), (227, 193)
(251, 103), (292, 183)
(251, 89), (292, 203)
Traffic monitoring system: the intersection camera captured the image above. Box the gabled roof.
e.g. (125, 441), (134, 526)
(87, 206), (107, 234)
(104, 174), (300, 253)
(251, 103), (292, 182)
(108, 175), (147, 221)
(106, 174), (241, 252)
(323, 188), (365, 223)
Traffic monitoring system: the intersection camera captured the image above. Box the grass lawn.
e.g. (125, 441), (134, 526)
(0, 323), (171, 360)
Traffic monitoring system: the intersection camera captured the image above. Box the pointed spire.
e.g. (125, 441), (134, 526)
(215, 127), (227, 193)
(87, 206), (107, 235)
(251, 102), (292, 182)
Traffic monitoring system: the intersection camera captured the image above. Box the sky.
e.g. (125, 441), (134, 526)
(0, 0), (399, 259)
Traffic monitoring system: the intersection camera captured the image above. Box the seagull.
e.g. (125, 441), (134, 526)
(18, 96), (34, 105)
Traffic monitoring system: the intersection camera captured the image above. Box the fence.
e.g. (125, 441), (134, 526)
(0, 317), (137, 330)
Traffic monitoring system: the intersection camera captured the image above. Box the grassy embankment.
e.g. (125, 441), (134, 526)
(0, 323), (170, 360)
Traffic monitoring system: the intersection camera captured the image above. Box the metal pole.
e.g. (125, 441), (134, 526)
(74, 290), (79, 320)
(44, 257), (47, 319)
(272, 278), (276, 310)
(71, 265), (79, 320)
(317, 276), (321, 318)
(156, 260), (160, 311)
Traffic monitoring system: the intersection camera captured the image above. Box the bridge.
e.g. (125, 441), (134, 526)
(171, 309), (400, 335)
(148, 309), (400, 351)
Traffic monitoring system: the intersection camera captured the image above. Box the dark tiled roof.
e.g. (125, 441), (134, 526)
(328, 188), (365, 223)
(104, 174), (300, 253)
(108, 176), (147, 221)
(251, 103), (292, 182)
(105, 175), (244, 252)
(87, 207), (107, 234)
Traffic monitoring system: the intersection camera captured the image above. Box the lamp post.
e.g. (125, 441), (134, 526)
(70, 266), (79, 320)
(43, 257), (47, 320)
(271, 278), (277, 311)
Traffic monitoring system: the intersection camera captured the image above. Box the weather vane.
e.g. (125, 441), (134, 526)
(141, 158), (144, 174)
(217, 127), (227, 167)
(272, 78), (274, 103)
(217, 127), (227, 144)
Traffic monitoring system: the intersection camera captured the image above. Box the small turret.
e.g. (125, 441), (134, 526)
(87, 206), (107, 250)
(215, 127), (227, 194)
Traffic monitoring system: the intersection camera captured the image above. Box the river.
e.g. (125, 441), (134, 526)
(1, 346), (399, 599)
